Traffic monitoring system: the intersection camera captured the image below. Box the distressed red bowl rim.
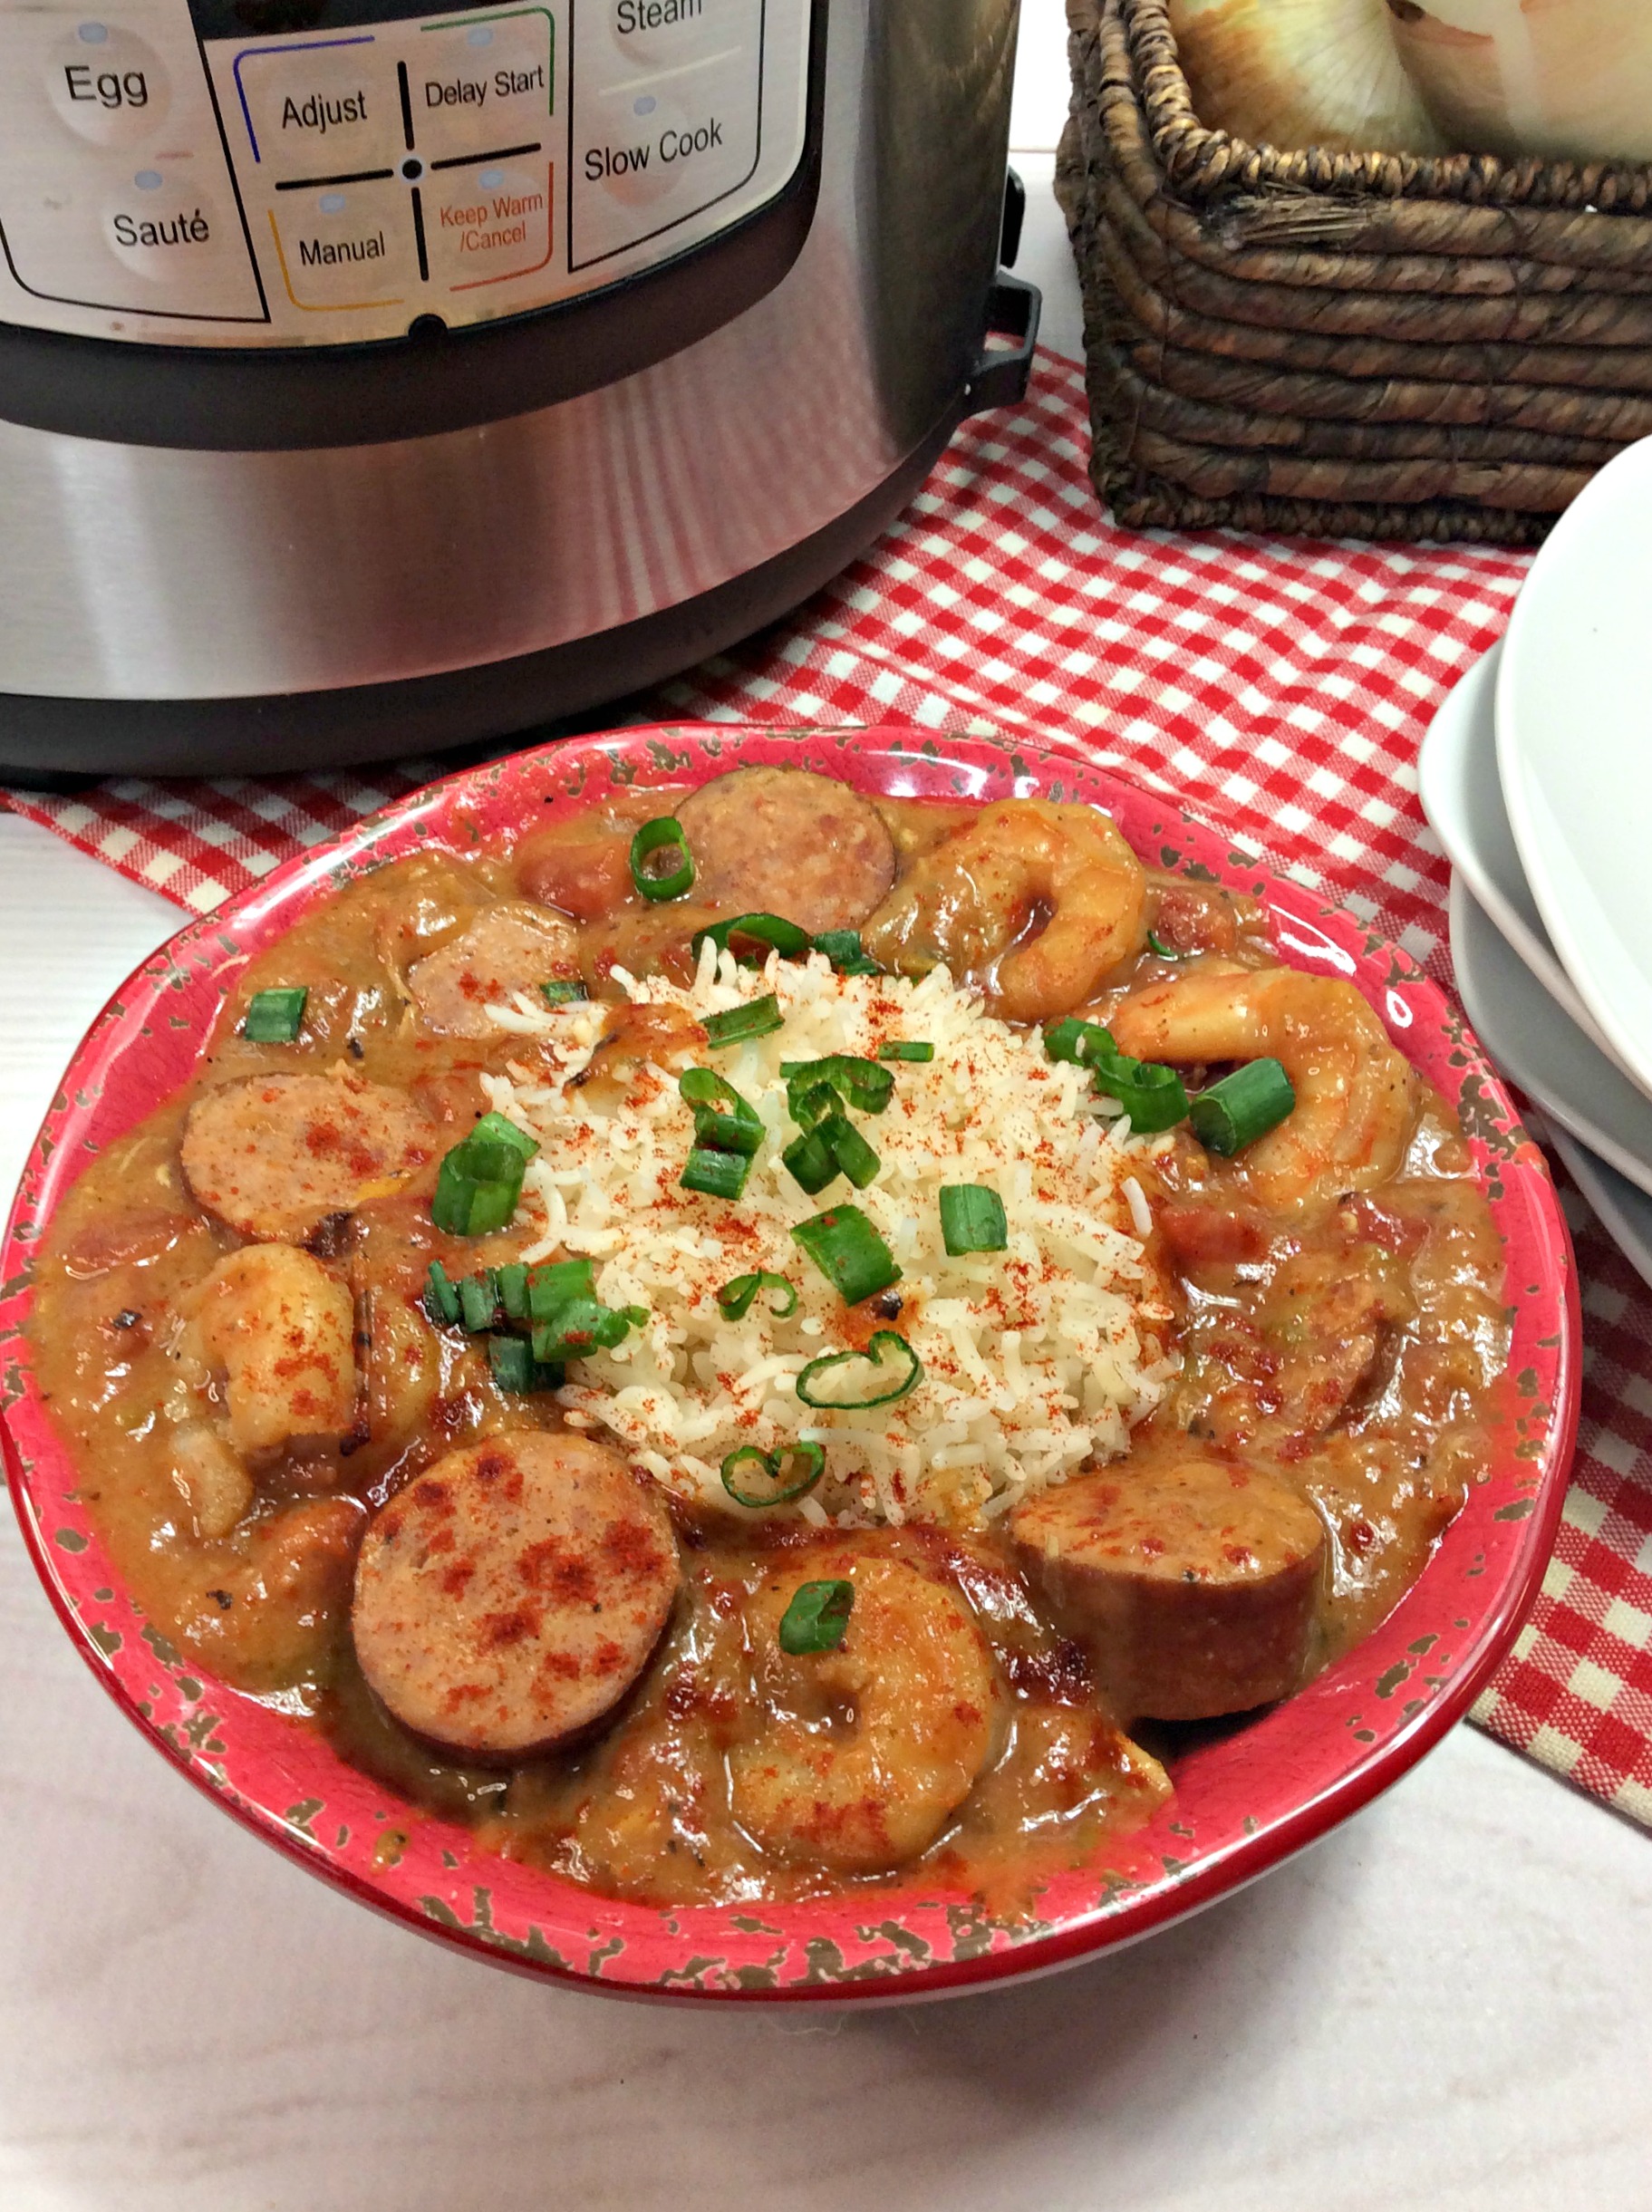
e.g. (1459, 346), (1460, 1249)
(0, 723), (1580, 2004)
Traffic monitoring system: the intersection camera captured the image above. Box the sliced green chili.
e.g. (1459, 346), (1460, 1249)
(716, 1271), (798, 1321)
(939, 1184), (1008, 1255)
(795, 1330), (922, 1409)
(630, 816), (694, 903)
(242, 986), (308, 1043)
(1189, 1058), (1296, 1156)
(778, 1578), (855, 1654)
(720, 1440), (826, 1509)
(790, 1205), (902, 1305)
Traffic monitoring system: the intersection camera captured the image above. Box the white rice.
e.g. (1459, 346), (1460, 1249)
(480, 946), (1179, 1530)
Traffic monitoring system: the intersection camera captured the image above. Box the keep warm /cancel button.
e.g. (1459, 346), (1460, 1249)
(428, 160), (553, 293)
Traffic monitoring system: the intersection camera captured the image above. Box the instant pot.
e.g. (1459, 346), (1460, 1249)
(0, 0), (1036, 774)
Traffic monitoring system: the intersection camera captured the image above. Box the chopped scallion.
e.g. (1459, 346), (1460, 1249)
(496, 1262), (529, 1321)
(778, 1578), (855, 1654)
(716, 1270), (798, 1321)
(876, 1040), (934, 1062)
(422, 1260), (460, 1328)
(1092, 1058), (1191, 1136)
(681, 1145), (753, 1200)
(939, 1184), (1008, 1255)
(790, 1204), (902, 1305)
(1145, 931), (1181, 961)
(487, 1333), (535, 1394)
(540, 978), (585, 1007)
(809, 929), (882, 977)
(691, 912), (812, 968)
(431, 1157), (520, 1237)
(242, 986), (308, 1043)
(781, 1128), (838, 1196)
(818, 1112), (880, 1190)
(531, 1298), (640, 1362)
(720, 1440), (826, 1509)
(1189, 1058), (1296, 1156)
(702, 994), (784, 1049)
(527, 1258), (595, 1320)
(779, 1055), (894, 1116)
(796, 1329), (922, 1409)
(458, 1272), (498, 1333)
(630, 817), (694, 903)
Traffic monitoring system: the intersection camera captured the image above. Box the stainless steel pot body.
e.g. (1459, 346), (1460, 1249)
(0, 0), (1019, 735)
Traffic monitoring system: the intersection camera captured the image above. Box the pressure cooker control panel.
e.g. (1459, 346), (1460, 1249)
(0, 0), (810, 344)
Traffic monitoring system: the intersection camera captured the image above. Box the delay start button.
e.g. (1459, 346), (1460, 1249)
(48, 21), (170, 146)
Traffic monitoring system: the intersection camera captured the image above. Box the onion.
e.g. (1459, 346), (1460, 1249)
(1168, 0), (1448, 154)
(1390, 0), (1652, 165)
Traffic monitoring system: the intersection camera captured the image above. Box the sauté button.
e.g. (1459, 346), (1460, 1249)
(49, 21), (170, 145)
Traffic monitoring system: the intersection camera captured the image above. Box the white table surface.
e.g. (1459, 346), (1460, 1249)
(4, 32), (1651, 2208)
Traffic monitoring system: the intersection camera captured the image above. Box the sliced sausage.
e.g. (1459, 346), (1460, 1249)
(184, 1243), (357, 1455)
(1010, 1449), (1326, 1721)
(181, 1073), (433, 1242)
(406, 901), (582, 1038)
(352, 1432), (680, 1760)
(674, 767), (898, 935)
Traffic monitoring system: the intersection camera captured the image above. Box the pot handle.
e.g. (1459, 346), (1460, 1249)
(962, 272), (1042, 417)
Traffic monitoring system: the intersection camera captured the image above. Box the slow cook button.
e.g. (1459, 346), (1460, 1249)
(48, 20), (171, 146)
(427, 159), (553, 292)
(413, 12), (554, 163)
(266, 180), (409, 308)
(231, 35), (391, 171)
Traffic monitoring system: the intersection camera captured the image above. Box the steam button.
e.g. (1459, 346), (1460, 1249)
(49, 22), (171, 145)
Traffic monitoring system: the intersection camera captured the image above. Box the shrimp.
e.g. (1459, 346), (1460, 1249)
(862, 798), (1147, 1022)
(729, 1551), (1004, 1873)
(1108, 965), (1417, 1211)
(180, 1242), (357, 1455)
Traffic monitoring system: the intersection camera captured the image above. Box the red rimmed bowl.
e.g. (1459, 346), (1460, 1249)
(0, 725), (1580, 2004)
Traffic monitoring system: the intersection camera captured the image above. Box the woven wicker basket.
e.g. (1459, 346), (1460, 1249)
(1058, 0), (1652, 542)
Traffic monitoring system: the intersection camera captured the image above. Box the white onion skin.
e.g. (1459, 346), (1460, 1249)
(1390, 0), (1652, 165)
(1168, 0), (1448, 154)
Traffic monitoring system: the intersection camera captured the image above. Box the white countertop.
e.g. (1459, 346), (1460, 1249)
(3, 34), (1650, 2207)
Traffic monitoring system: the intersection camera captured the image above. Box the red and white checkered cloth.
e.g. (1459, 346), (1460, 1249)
(6, 350), (1649, 1830)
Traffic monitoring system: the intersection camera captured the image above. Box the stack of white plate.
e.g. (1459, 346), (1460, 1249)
(1419, 440), (1652, 1290)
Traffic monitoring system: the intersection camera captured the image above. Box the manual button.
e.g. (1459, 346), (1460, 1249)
(267, 177), (408, 308)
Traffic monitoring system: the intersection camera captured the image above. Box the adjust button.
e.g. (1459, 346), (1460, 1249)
(230, 34), (392, 174)
(48, 20), (171, 147)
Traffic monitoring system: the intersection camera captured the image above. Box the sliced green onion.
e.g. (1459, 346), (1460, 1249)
(680, 1067), (764, 1162)
(1044, 1017), (1114, 1067)
(780, 1055), (894, 1116)
(818, 1112), (881, 1191)
(497, 1262), (529, 1321)
(463, 1111), (537, 1163)
(1189, 1058), (1296, 1156)
(630, 817), (694, 903)
(540, 978), (585, 1007)
(527, 1258), (596, 1320)
(431, 1156), (521, 1237)
(488, 1333), (534, 1394)
(720, 1440), (826, 1508)
(1093, 1058), (1191, 1136)
(791, 1204), (902, 1305)
(796, 1329), (922, 1409)
(939, 1184), (1008, 1256)
(787, 1079), (842, 1134)
(691, 912), (812, 969)
(876, 1040), (934, 1062)
(702, 994), (784, 1049)
(242, 986), (308, 1043)
(810, 929), (882, 977)
(716, 1270), (798, 1321)
(458, 1272), (498, 1333)
(531, 1298), (646, 1363)
(781, 1128), (839, 1196)
(422, 1260), (460, 1328)
(1145, 931), (1181, 961)
(681, 1146), (753, 1200)
(778, 1578), (855, 1654)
